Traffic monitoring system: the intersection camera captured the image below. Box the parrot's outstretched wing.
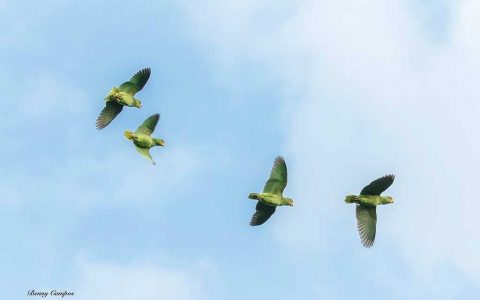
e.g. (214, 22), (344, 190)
(96, 101), (123, 130)
(356, 205), (377, 248)
(119, 68), (151, 96)
(250, 201), (276, 226)
(360, 174), (394, 195)
(263, 156), (288, 195)
(135, 114), (159, 136)
(135, 146), (156, 165)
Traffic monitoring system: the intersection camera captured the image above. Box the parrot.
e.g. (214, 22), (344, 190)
(124, 114), (165, 165)
(96, 68), (151, 130)
(248, 156), (294, 226)
(345, 174), (395, 248)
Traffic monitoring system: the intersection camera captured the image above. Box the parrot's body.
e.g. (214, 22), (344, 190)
(126, 132), (164, 149)
(249, 192), (292, 207)
(345, 174), (395, 248)
(124, 114), (165, 165)
(248, 156), (294, 226)
(345, 195), (392, 207)
(106, 88), (140, 107)
(96, 68), (151, 130)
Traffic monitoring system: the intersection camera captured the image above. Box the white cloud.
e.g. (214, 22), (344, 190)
(74, 257), (213, 300)
(183, 0), (480, 292)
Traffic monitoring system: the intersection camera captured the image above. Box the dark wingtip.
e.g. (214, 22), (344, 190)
(95, 116), (110, 130)
(249, 220), (260, 226)
(362, 242), (374, 248)
(273, 156), (285, 168)
(140, 67), (151, 76)
(95, 121), (106, 130)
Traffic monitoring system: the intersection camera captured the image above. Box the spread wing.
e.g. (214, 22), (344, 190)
(134, 146), (156, 165)
(356, 205), (377, 248)
(135, 114), (159, 136)
(250, 202), (276, 226)
(96, 101), (123, 130)
(118, 68), (151, 95)
(263, 156), (287, 195)
(360, 174), (395, 196)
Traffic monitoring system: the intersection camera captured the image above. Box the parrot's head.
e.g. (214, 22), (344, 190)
(285, 198), (294, 207)
(133, 99), (142, 108)
(124, 130), (137, 141)
(384, 196), (394, 204)
(157, 139), (165, 147)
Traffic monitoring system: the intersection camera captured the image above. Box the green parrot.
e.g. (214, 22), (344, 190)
(124, 114), (165, 165)
(96, 68), (151, 130)
(248, 156), (294, 226)
(345, 174), (395, 248)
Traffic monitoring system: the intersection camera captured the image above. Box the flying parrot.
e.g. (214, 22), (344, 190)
(96, 68), (151, 130)
(248, 156), (294, 226)
(124, 114), (165, 165)
(345, 174), (395, 248)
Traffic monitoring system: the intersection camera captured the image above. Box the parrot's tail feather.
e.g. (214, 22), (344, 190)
(345, 195), (359, 204)
(124, 130), (134, 140)
(248, 193), (260, 200)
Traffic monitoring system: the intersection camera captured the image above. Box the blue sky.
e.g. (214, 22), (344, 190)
(1, 0), (479, 299)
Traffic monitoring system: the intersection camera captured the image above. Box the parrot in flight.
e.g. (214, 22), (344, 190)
(248, 156), (294, 226)
(345, 174), (395, 248)
(96, 68), (151, 129)
(124, 114), (165, 165)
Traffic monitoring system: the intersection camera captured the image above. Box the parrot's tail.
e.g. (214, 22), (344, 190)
(248, 193), (260, 200)
(345, 195), (359, 204)
(124, 130), (134, 140)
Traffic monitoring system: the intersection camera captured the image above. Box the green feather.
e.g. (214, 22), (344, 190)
(356, 205), (377, 248)
(250, 202), (276, 226)
(125, 114), (164, 165)
(134, 146), (155, 165)
(96, 101), (123, 130)
(135, 114), (159, 136)
(345, 174), (395, 248)
(360, 174), (395, 196)
(96, 68), (150, 130)
(248, 156), (293, 226)
(263, 156), (287, 195)
(118, 68), (151, 96)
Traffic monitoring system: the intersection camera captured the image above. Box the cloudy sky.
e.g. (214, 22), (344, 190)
(1, 0), (479, 299)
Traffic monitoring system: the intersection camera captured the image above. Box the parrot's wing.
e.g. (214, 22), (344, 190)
(135, 146), (156, 165)
(263, 156), (287, 195)
(96, 101), (123, 130)
(118, 68), (151, 95)
(360, 174), (395, 195)
(356, 205), (377, 248)
(135, 114), (159, 136)
(250, 201), (276, 226)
